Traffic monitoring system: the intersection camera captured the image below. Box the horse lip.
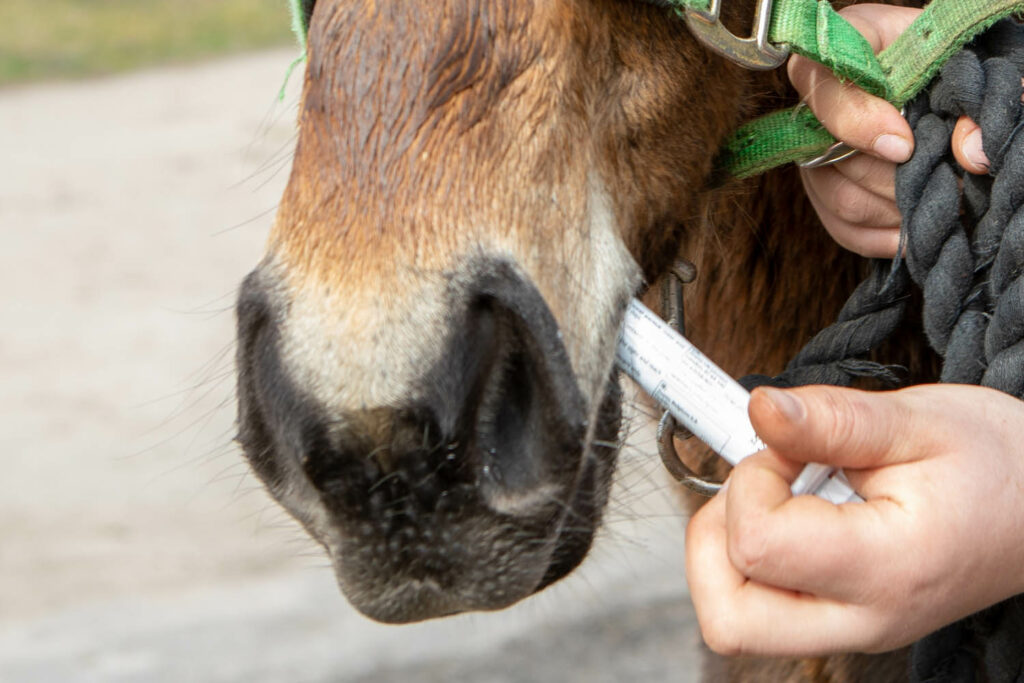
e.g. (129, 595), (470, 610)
(341, 577), (464, 624)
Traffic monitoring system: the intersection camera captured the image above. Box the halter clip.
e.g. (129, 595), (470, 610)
(684, 0), (789, 70)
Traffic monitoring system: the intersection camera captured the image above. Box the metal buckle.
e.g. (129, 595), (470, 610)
(684, 0), (789, 71)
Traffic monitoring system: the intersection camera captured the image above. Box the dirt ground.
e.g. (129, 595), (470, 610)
(0, 50), (702, 682)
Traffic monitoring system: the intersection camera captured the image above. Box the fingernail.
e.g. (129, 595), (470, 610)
(961, 128), (990, 171)
(760, 387), (805, 423)
(873, 134), (913, 163)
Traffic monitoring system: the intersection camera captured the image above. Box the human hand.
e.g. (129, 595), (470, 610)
(685, 383), (1024, 657)
(790, 4), (990, 258)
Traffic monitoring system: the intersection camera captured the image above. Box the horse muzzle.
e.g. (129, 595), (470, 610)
(234, 260), (621, 622)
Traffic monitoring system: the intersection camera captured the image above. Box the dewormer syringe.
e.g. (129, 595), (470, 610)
(616, 299), (861, 504)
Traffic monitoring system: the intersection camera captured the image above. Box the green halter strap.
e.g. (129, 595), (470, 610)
(657, 0), (1024, 178)
(289, 0), (310, 49)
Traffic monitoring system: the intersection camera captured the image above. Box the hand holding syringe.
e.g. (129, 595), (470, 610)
(616, 299), (862, 504)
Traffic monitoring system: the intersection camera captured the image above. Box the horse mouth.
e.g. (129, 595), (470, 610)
(235, 261), (624, 622)
(327, 391), (620, 624)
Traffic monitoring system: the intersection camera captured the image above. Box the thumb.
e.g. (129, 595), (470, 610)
(748, 385), (921, 469)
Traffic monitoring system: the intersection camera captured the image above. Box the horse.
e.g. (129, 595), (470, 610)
(235, 0), (931, 679)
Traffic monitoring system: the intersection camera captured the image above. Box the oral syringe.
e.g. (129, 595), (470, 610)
(616, 299), (861, 504)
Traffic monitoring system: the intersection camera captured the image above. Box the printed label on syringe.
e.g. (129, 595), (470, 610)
(616, 299), (862, 503)
(616, 299), (763, 465)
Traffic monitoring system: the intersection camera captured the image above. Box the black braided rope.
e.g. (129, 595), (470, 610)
(901, 24), (1024, 399)
(739, 20), (1024, 681)
(743, 21), (1024, 402)
(901, 22), (1024, 682)
(739, 260), (911, 390)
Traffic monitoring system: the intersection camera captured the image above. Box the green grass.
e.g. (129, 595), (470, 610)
(0, 0), (296, 86)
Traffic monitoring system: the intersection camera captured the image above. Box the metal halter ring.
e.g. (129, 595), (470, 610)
(798, 140), (859, 169)
(655, 259), (724, 497)
(657, 412), (724, 497)
(798, 106), (907, 169)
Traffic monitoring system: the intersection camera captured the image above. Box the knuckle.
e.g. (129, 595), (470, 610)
(823, 227), (864, 255)
(685, 507), (720, 559)
(727, 515), (770, 575)
(857, 627), (891, 655)
(834, 601), (906, 655)
(838, 5), (884, 53)
(828, 226), (885, 259)
(819, 88), (871, 140)
(817, 389), (863, 453)
(831, 179), (874, 224)
(899, 385), (941, 420)
(831, 95), (895, 152)
(857, 614), (910, 654)
(686, 506), (714, 544)
(842, 155), (886, 188)
(700, 615), (743, 657)
(684, 525), (703, 557)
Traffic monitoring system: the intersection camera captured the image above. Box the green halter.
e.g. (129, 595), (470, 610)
(289, 0), (311, 49)
(683, 0), (1024, 177)
(285, 0), (1024, 178)
(280, 0), (312, 100)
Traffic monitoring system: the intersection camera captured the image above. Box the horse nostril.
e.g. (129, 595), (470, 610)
(446, 287), (586, 503)
(302, 293), (576, 519)
(489, 346), (533, 452)
(472, 324), (542, 492)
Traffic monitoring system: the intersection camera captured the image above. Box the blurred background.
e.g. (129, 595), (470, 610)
(0, 2), (702, 681)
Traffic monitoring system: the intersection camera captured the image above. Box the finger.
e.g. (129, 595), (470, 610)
(686, 492), (747, 646)
(687, 493), (877, 656)
(802, 169), (902, 258)
(833, 153), (898, 201)
(789, 55), (912, 162)
(952, 116), (990, 174)
(807, 208), (901, 258)
(839, 4), (922, 52)
(698, 581), (877, 657)
(748, 386), (925, 469)
(687, 492), (743, 600)
(787, 6), (921, 163)
(723, 451), (900, 602)
(802, 164), (902, 227)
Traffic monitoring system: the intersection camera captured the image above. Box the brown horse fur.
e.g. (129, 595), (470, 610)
(238, 0), (935, 680)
